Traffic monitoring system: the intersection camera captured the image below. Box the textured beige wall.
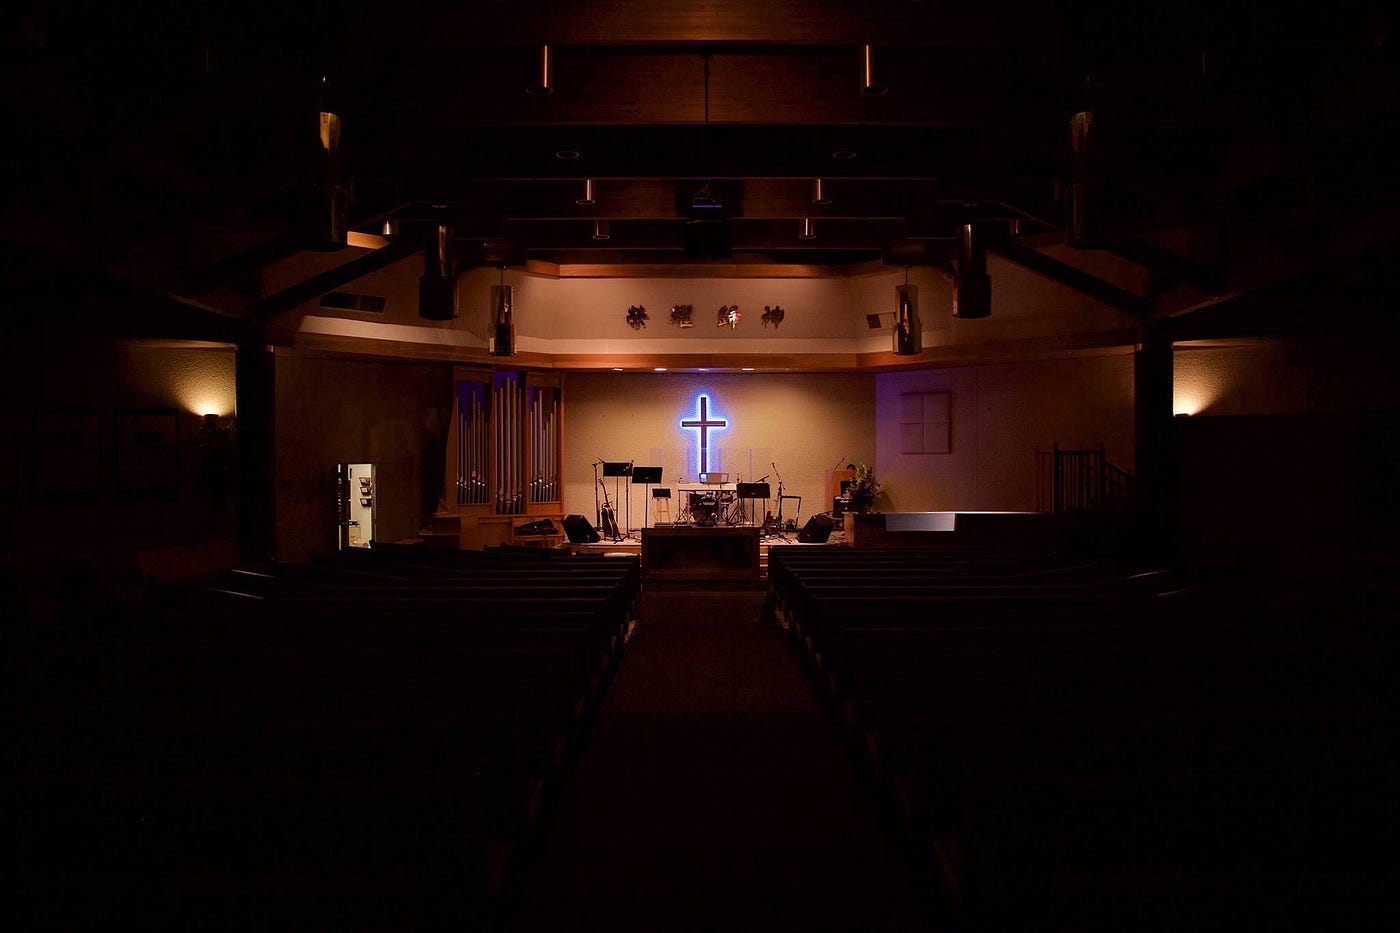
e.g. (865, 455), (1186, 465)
(875, 355), (1136, 512)
(562, 372), (875, 528)
(1174, 335), (1400, 416)
(286, 256), (1136, 356)
(274, 351), (450, 561)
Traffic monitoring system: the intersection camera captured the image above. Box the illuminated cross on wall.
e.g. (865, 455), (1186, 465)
(680, 394), (728, 475)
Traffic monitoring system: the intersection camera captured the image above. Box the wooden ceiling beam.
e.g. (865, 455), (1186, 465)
(352, 48), (1035, 128)
(361, 2), (1056, 49)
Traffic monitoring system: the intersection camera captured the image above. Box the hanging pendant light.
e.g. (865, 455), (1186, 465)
(861, 45), (887, 96)
(798, 218), (816, 240)
(592, 219), (611, 241)
(527, 45), (553, 95)
(419, 224), (456, 320)
(893, 268), (920, 355)
(576, 178), (596, 206)
(490, 267), (515, 356)
(952, 223), (991, 319)
(1066, 108), (1099, 248)
(812, 177), (831, 206)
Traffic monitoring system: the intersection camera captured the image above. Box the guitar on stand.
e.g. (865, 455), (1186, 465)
(598, 478), (622, 541)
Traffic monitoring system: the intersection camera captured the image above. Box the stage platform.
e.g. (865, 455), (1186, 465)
(572, 525), (843, 578)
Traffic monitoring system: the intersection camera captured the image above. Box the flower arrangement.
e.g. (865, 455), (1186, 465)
(845, 463), (883, 511)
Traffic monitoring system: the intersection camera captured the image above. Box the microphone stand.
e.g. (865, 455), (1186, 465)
(592, 459), (602, 529)
(770, 462), (793, 542)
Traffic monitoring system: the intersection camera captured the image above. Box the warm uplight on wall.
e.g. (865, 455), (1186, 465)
(1173, 350), (1228, 415)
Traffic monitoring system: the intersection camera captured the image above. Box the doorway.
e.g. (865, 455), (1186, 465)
(337, 462), (376, 549)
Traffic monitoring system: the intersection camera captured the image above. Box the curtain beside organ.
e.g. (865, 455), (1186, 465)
(444, 367), (561, 517)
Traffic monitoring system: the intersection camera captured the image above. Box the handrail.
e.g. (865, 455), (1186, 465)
(1035, 443), (1134, 513)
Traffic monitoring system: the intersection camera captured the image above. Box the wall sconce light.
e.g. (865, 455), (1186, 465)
(798, 218), (816, 240)
(527, 44), (553, 95)
(811, 177), (832, 206)
(576, 178), (596, 206)
(861, 44), (887, 96)
(592, 219), (611, 240)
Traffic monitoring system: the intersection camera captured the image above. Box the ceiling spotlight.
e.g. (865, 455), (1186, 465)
(592, 219), (611, 241)
(861, 44), (887, 96)
(527, 44), (553, 95)
(576, 178), (596, 206)
(798, 218), (816, 240)
(812, 178), (832, 206)
(381, 219), (400, 238)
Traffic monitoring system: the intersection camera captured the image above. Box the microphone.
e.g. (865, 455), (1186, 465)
(757, 474), (770, 482)
(833, 456), (846, 470)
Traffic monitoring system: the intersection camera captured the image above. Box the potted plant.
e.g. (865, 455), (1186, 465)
(845, 463), (883, 513)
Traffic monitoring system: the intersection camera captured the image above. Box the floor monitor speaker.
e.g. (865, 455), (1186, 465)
(562, 514), (600, 544)
(797, 513), (835, 544)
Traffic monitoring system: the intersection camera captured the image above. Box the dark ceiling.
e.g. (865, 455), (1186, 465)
(4, 1), (1396, 320)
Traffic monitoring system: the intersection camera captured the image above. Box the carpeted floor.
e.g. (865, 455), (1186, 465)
(514, 587), (930, 932)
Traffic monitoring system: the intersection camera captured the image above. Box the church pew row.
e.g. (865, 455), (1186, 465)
(7, 553), (642, 929)
(764, 548), (1388, 927)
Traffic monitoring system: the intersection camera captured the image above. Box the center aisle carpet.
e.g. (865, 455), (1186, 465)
(515, 587), (929, 932)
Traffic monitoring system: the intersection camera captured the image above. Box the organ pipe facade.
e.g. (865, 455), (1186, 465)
(445, 367), (562, 518)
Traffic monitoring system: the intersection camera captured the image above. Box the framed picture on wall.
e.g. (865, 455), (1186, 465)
(115, 408), (180, 500)
(33, 408), (102, 500)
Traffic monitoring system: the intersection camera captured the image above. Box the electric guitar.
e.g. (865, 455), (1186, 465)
(598, 478), (621, 539)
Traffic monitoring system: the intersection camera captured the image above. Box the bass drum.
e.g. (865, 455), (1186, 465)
(692, 495), (719, 525)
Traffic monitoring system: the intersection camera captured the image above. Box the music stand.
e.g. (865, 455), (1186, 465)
(601, 461), (631, 539)
(735, 482), (770, 527)
(631, 466), (662, 529)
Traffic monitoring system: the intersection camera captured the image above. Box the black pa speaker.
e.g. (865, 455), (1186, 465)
(797, 513), (835, 544)
(562, 514), (600, 544)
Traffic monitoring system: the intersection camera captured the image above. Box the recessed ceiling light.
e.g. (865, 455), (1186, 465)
(741, 367), (755, 371)
(698, 368), (709, 372)
(832, 149), (858, 161)
(612, 367), (624, 372)
(654, 367), (668, 372)
(555, 149), (580, 160)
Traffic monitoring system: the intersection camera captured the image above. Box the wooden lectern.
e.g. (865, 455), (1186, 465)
(826, 468), (857, 507)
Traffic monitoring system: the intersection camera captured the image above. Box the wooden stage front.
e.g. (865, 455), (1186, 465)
(573, 526), (840, 581)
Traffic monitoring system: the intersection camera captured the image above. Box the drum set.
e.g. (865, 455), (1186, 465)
(683, 489), (735, 526)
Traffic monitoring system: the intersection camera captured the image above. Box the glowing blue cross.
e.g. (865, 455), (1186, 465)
(680, 394), (727, 476)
